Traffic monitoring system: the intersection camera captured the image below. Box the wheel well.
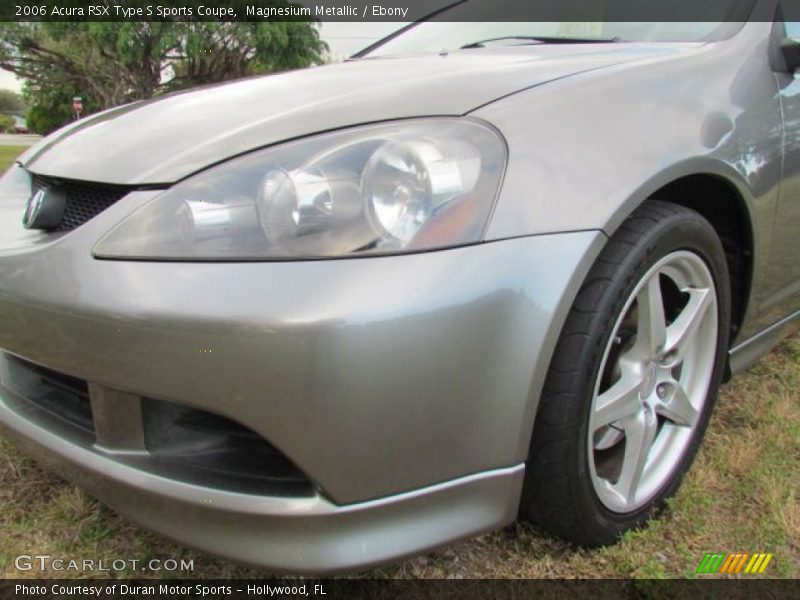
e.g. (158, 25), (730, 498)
(648, 174), (753, 342)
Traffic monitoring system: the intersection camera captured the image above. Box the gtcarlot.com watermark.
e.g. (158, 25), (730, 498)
(14, 554), (194, 573)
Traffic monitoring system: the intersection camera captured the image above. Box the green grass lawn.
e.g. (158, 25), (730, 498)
(0, 146), (25, 173)
(1, 336), (797, 579)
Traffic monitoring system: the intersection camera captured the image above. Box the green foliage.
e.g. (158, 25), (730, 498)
(26, 103), (69, 136)
(25, 84), (100, 134)
(0, 114), (14, 132)
(0, 90), (25, 115)
(0, 18), (327, 133)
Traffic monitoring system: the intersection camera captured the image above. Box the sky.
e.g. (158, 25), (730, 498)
(319, 22), (406, 59)
(0, 69), (21, 93)
(0, 23), (407, 93)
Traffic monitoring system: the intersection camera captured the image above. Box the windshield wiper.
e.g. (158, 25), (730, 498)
(460, 36), (622, 49)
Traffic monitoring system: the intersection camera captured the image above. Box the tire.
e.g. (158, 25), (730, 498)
(520, 200), (731, 545)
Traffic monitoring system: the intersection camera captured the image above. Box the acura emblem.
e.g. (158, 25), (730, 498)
(22, 186), (66, 230)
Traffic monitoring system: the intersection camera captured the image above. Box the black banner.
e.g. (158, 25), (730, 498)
(0, 0), (794, 23)
(1, 579), (798, 600)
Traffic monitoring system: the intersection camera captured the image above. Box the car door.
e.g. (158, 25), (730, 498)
(766, 17), (800, 323)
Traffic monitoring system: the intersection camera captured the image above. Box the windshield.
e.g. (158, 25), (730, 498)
(359, 0), (754, 57)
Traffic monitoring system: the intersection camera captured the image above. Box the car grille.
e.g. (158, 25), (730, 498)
(30, 173), (131, 231)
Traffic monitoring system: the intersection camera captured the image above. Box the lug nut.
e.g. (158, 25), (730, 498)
(657, 384), (668, 398)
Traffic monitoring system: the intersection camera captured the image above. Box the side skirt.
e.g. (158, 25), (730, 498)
(728, 309), (800, 375)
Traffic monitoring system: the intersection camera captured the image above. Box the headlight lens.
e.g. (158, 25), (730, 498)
(94, 119), (506, 260)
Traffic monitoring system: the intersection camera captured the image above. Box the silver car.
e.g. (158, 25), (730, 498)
(1, 3), (799, 573)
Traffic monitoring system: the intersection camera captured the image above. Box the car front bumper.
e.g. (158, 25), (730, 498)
(0, 190), (605, 572)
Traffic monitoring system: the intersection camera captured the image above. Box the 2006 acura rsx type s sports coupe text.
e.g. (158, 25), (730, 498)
(1, 3), (799, 573)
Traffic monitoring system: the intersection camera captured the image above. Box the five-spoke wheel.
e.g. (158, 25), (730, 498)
(589, 251), (718, 513)
(521, 201), (730, 545)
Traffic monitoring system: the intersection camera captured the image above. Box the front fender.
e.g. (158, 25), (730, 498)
(476, 21), (780, 243)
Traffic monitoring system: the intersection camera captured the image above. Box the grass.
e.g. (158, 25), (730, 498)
(0, 141), (796, 578)
(0, 145), (25, 173)
(1, 336), (797, 579)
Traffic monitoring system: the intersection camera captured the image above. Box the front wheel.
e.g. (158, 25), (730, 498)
(521, 200), (731, 545)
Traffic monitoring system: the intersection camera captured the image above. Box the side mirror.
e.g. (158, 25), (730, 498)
(780, 39), (800, 72)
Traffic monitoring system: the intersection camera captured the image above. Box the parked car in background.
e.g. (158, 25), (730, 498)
(0, 0), (798, 573)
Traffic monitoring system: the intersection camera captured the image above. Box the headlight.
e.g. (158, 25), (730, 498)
(93, 119), (506, 260)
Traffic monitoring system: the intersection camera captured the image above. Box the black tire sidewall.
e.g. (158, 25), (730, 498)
(576, 211), (731, 539)
(525, 202), (732, 545)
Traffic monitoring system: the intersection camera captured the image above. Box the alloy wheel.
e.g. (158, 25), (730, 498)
(588, 250), (718, 513)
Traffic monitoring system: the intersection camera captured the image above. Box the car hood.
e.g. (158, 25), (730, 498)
(21, 43), (691, 185)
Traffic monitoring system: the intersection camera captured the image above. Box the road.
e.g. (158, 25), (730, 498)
(0, 134), (42, 147)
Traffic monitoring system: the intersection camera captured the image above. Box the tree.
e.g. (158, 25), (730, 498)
(0, 90), (25, 115)
(26, 88), (99, 135)
(0, 114), (14, 132)
(167, 22), (329, 89)
(0, 18), (327, 133)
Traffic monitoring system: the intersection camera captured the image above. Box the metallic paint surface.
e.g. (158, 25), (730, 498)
(0, 189), (605, 504)
(15, 22), (794, 341)
(0, 389), (524, 574)
(475, 20), (785, 340)
(19, 44), (689, 185)
(1, 5), (799, 571)
(729, 308), (800, 373)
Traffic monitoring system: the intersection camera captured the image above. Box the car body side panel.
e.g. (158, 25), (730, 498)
(766, 67), (800, 324)
(0, 189), (606, 504)
(477, 21), (784, 341)
(729, 308), (800, 372)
